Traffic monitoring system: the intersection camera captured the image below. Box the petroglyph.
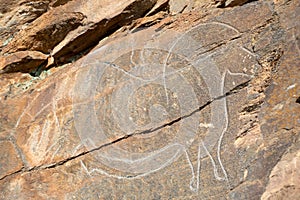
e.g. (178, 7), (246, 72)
(1, 1), (297, 199)
(72, 21), (257, 192)
(2, 20), (257, 193)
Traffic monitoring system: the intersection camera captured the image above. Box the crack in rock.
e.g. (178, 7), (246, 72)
(0, 79), (249, 180)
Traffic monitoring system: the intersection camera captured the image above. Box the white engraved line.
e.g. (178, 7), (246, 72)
(184, 148), (196, 192)
(140, 47), (145, 66)
(293, 28), (300, 56)
(215, 70), (230, 182)
(211, 68), (251, 183)
(240, 46), (258, 58)
(52, 100), (61, 135)
(53, 101), (64, 160)
(98, 143), (184, 164)
(196, 141), (201, 192)
(49, 140), (63, 160)
(217, 69), (252, 183)
(201, 141), (225, 181)
(210, 21), (241, 33)
(130, 41), (138, 66)
(80, 146), (183, 180)
(37, 119), (49, 148)
(226, 69), (252, 78)
(80, 160), (91, 177)
(162, 21), (241, 106)
(72, 139), (89, 156)
(185, 143), (201, 193)
(31, 102), (52, 121)
(14, 94), (46, 130)
(105, 60), (196, 83)
(162, 34), (184, 105)
(104, 61), (145, 81)
(45, 137), (63, 154)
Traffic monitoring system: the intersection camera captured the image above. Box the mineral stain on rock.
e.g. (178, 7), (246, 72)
(0, 0), (299, 199)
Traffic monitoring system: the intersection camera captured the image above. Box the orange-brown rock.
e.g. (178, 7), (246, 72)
(224, 0), (250, 7)
(2, 10), (84, 54)
(51, 0), (158, 63)
(0, 140), (24, 180)
(0, 0), (52, 51)
(0, 51), (48, 73)
(0, 0), (299, 199)
(261, 141), (300, 200)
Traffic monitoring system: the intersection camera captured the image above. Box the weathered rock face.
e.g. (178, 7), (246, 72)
(0, 0), (299, 199)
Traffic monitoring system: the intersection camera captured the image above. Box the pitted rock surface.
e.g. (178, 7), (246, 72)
(0, 0), (299, 199)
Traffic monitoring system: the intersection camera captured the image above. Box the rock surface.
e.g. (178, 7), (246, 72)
(0, 0), (299, 199)
(0, 51), (48, 73)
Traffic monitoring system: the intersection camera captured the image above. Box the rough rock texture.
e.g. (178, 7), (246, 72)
(0, 51), (48, 73)
(0, 0), (299, 199)
(0, 0), (51, 50)
(2, 10), (84, 54)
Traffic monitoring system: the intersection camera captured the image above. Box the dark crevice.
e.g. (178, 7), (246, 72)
(154, 20), (174, 32)
(17, 0), (162, 77)
(130, 12), (169, 33)
(43, 134), (132, 170)
(241, 101), (262, 113)
(0, 167), (24, 181)
(218, 0), (259, 8)
(0, 79), (250, 181)
(296, 97), (300, 104)
(143, 79), (249, 135)
(51, 0), (158, 66)
(240, 0), (259, 6)
(50, 0), (74, 7)
(196, 35), (242, 57)
(216, 1), (226, 8)
(146, 0), (170, 17)
(29, 59), (49, 77)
